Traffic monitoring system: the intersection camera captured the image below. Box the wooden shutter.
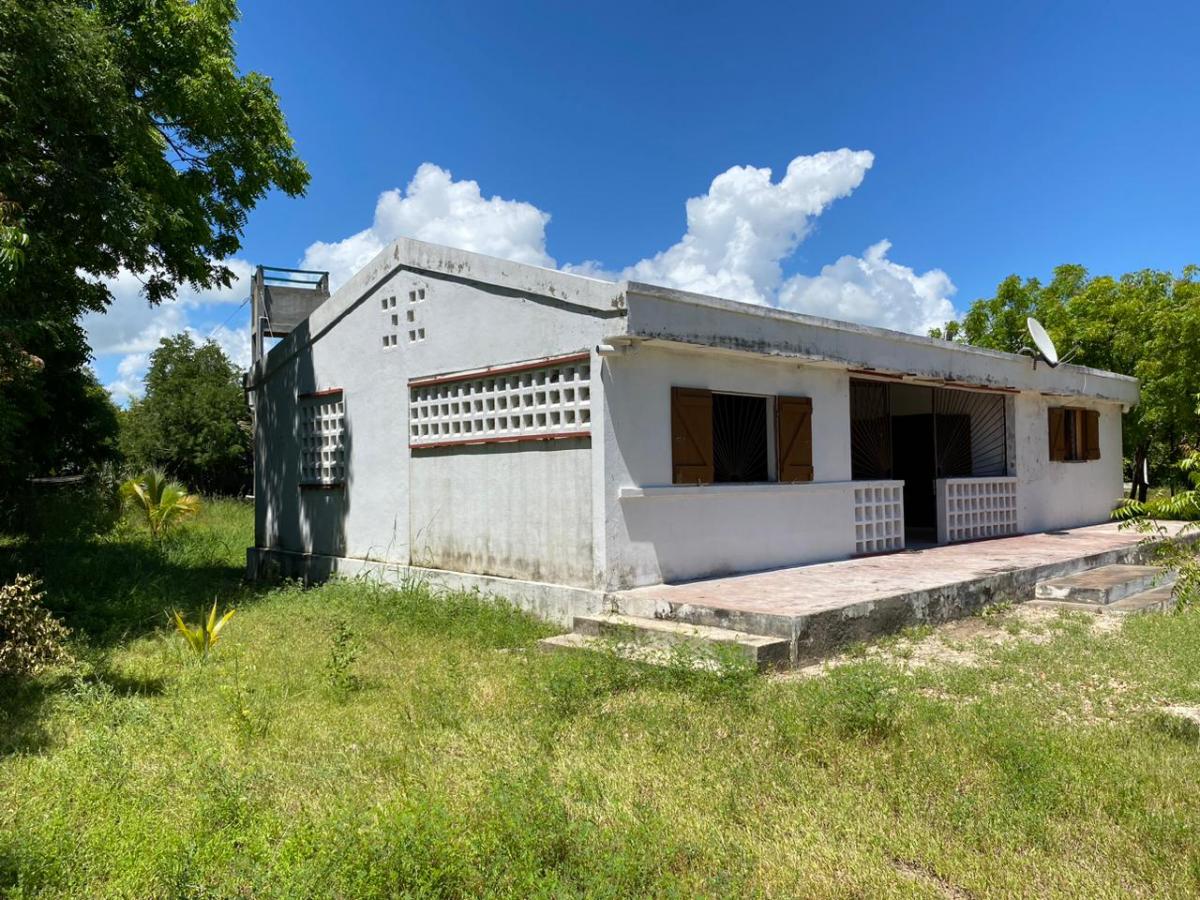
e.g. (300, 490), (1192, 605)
(776, 396), (814, 482)
(1083, 409), (1101, 460)
(1048, 407), (1067, 461)
(671, 387), (713, 484)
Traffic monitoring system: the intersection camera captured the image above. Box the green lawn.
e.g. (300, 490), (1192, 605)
(2, 501), (1200, 897)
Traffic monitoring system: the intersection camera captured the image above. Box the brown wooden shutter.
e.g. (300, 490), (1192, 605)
(776, 396), (814, 482)
(1084, 409), (1101, 460)
(671, 387), (713, 484)
(1048, 407), (1067, 461)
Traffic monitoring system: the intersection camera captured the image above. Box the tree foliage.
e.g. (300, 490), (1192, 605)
(0, 0), (306, 502)
(121, 335), (251, 494)
(935, 265), (1200, 496)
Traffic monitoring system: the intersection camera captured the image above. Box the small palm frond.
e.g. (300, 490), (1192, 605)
(173, 600), (236, 657)
(121, 469), (201, 541)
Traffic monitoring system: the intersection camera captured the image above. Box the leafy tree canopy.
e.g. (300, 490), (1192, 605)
(0, 0), (306, 496)
(934, 265), (1200, 496)
(121, 334), (250, 495)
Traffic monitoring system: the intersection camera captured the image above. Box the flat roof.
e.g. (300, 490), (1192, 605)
(250, 237), (1138, 406)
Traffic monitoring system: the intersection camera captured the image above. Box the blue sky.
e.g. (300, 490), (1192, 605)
(87, 0), (1200, 400)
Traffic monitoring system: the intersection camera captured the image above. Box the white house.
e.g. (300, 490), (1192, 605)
(247, 238), (1138, 623)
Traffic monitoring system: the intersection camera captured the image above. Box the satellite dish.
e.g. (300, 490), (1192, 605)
(1026, 317), (1059, 367)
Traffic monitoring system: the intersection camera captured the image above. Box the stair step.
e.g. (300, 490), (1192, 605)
(1029, 583), (1177, 616)
(538, 614), (791, 670)
(1034, 564), (1172, 606)
(536, 632), (745, 670)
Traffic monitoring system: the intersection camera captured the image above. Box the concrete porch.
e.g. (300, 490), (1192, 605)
(608, 521), (1192, 663)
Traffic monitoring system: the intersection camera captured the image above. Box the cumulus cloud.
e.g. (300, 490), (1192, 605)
(620, 150), (876, 303)
(105, 352), (151, 405)
(301, 163), (554, 288)
(83, 261), (253, 402)
(779, 240), (957, 335)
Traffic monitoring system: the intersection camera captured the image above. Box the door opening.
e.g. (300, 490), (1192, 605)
(850, 378), (1008, 546)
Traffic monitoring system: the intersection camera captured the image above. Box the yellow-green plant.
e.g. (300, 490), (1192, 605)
(173, 600), (235, 657)
(120, 469), (200, 543)
(1115, 451), (1200, 610)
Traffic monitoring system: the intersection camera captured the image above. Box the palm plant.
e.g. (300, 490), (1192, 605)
(173, 599), (235, 657)
(1115, 451), (1200, 609)
(120, 469), (201, 544)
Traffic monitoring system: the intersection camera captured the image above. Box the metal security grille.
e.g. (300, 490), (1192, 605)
(712, 393), (768, 482)
(850, 379), (892, 479)
(933, 387), (1007, 477)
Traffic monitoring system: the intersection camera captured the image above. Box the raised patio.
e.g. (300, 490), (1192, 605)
(603, 521), (1192, 663)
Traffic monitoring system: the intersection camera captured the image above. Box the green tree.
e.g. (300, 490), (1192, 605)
(121, 334), (251, 495)
(937, 265), (1200, 499)
(0, 0), (306, 503)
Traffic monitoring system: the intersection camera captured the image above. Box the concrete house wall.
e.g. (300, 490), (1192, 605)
(253, 240), (620, 588)
(1012, 393), (1125, 532)
(601, 344), (856, 588)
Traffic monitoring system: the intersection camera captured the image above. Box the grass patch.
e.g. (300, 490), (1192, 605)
(1, 503), (1200, 896)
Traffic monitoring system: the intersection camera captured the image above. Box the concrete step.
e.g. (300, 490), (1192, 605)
(1033, 564), (1172, 606)
(1029, 583), (1177, 616)
(536, 632), (736, 670)
(539, 614), (791, 670)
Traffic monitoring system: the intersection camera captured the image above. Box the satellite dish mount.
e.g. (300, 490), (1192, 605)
(1020, 316), (1079, 369)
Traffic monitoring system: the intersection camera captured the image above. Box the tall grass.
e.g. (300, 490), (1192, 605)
(2, 502), (1200, 896)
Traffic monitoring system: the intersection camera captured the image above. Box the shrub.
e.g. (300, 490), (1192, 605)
(0, 574), (71, 676)
(325, 619), (362, 695)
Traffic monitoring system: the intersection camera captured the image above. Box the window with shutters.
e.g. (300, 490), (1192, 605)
(1048, 407), (1100, 462)
(671, 388), (813, 485)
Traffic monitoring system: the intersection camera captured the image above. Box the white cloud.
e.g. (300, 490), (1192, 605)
(105, 352), (151, 405)
(83, 262), (254, 403)
(82, 260), (253, 357)
(293, 152), (957, 336)
(778, 240), (957, 335)
(619, 150), (876, 304)
(301, 163), (555, 289)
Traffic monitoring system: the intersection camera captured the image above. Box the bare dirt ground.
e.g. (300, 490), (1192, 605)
(785, 603), (1119, 679)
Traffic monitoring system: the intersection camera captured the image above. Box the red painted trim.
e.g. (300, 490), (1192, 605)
(938, 380), (1020, 394)
(408, 351), (590, 389)
(849, 368), (1019, 394)
(299, 482), (345, 491)
(848, 368), (906, 381)
(410, 429), (591, 450)
(298, 388), (344, 400)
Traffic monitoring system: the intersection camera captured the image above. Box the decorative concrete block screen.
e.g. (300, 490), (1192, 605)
(936, 477), (1017, 543)
(298, 389), (346, 486)
(854, 482), (904, 554)
(409, 352), (591, 448)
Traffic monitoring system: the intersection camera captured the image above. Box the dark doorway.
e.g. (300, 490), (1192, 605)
(891, 413), (936, 538)
(850, 378), (1008, 545)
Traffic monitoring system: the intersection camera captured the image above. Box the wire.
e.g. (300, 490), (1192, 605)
(206, 295), (250, 341)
